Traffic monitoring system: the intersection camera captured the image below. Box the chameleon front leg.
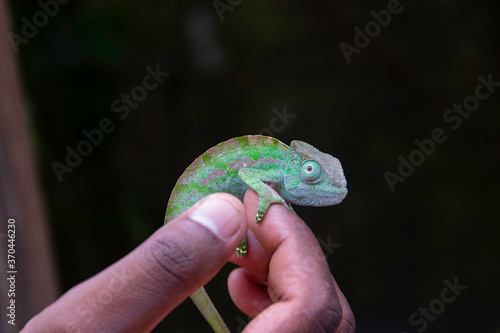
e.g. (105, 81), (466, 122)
(236, 168), (284, 257)
(190, 287), (230, 333)
(238, 168), (285, 223)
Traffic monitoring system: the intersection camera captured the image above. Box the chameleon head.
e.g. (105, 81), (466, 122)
(282, 140), (348, 206)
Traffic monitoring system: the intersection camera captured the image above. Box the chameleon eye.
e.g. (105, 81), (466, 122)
(301, 160), (322, 184)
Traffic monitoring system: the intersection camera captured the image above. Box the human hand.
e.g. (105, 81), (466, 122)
(22, 189), (355, 333)
(22, 193), (248, 332)
(228, 189), (355, 333)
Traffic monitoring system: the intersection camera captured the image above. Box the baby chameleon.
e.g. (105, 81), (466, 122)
(164, 135), (348, 333)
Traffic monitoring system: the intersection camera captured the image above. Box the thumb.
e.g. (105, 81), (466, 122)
(135, 193), (247, 312)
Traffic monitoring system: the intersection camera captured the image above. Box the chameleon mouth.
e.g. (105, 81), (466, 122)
(337, 187), (348, 196)
(295, 186), (347, 206)
(322, 187), (348, 205)
(335, 186), (348, 198)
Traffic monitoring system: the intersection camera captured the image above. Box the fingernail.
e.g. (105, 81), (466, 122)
(189, 196), (241, 239)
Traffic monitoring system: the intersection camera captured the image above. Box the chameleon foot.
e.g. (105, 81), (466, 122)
(256, 194), (285, 223)
(236, 246), (247, 257)
(236, 236), (247, 257)
(255, 213), (264, 223)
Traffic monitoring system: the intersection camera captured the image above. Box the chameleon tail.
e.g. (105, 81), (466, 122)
(190, 287), (231, 333)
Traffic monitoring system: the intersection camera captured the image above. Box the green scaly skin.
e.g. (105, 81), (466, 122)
(164, 135), (348, 333)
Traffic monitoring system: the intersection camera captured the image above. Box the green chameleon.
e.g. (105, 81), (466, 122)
(164, 135), (348, 333)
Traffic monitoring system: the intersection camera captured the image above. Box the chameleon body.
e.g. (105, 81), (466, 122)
(164, 135), (348, 333)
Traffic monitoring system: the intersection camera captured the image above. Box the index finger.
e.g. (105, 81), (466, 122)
(240, 188), (354, 332)
(243, 188), (334, 300)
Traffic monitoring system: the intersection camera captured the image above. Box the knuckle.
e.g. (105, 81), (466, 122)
(140, 234), (199, 290)
(300, 286), (346, 332)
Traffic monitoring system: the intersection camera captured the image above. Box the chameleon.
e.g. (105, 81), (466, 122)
(164, 135), (348, 333)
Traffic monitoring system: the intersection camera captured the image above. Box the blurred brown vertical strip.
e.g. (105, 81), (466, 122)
(0, 0), (60, 331)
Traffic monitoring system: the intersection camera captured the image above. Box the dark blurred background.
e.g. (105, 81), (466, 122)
(3, 0), (499, 332)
